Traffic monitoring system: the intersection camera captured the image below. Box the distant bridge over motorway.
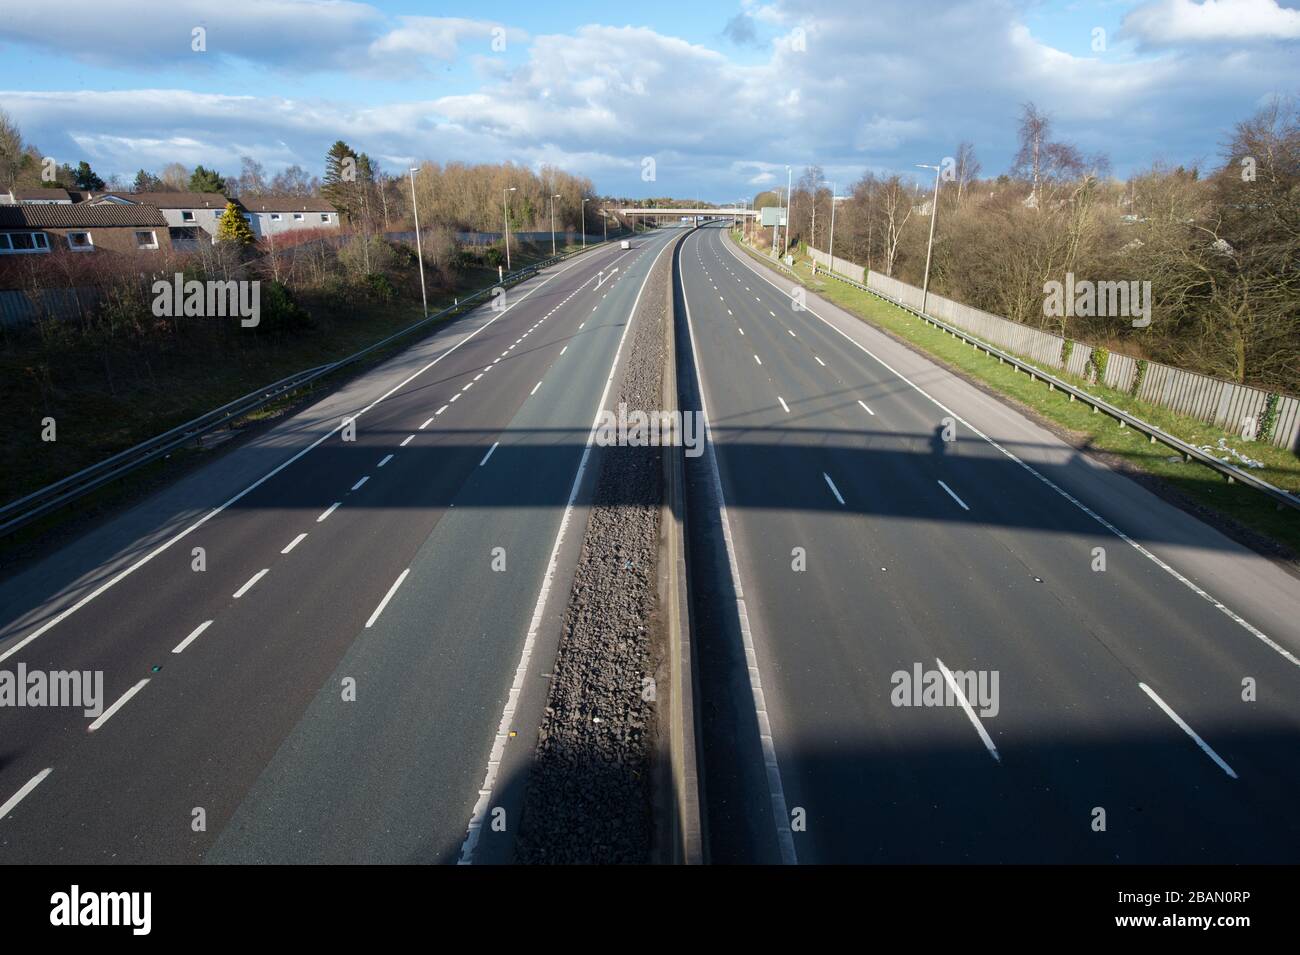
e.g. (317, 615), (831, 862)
(616, 207), (758, 218)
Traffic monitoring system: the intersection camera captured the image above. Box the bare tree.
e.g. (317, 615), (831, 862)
(880, 176), (914, 276)
(0, 108), (23, 190)
(955, 141), (981, 205)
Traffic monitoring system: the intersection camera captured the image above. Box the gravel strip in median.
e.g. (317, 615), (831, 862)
(514, 242), (672, 864)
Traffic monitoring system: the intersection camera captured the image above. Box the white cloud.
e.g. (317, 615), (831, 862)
(1123, 0), (1300, 46)
(2, 0), (1296, 198)
(0, 1), (515, 73)
(365, 17), (526, 71)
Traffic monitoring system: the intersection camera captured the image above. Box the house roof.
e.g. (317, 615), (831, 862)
(0, 205), (168, 228)
(11, 188), (73, 201)
(94, 191), (231, 209)
(238, 195), (336, 213)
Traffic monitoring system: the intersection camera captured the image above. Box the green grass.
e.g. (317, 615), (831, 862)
(732, 232), (1300, 560)
(0, 240), (593, 556)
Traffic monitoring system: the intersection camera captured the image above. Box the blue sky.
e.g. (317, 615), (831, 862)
(0, 0), (1296, 200)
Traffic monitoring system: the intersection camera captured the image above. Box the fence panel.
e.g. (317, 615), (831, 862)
(845, 257), (1299, 452)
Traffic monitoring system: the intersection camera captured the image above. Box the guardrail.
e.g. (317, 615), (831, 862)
(0, 245), (601, 537)
(729, 231), (1300, 513)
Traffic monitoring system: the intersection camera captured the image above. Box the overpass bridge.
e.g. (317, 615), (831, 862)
(616, 207), (758, 218)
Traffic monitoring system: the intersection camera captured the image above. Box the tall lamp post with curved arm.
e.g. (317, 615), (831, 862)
(502, 186), (516, 270)
(549, 193), (561, 255)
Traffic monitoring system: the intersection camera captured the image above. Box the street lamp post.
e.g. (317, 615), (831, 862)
(502, 186), (516, 271)
(916, 163), (943, 316)
(549, 193), (561, 255)
(581, 198), (590, 248)
(783, 164), (793, 260)
(819, 179), (838, 276)
(828, 185), (837, 273)
(409, 166), (428, 316)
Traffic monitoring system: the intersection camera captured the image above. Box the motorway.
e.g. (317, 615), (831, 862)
(0, 226), (679, 863)
(677, 223), (1300, 863)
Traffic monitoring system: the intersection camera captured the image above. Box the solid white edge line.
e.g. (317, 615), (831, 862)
(479, 441), (499, 467)
(1138, 682), (1238, 779)
(717, 229), (1298, 669)
(232, 568), (269, 598)
(281, 532), (308, 554)
(365, 568), (411, 629)
(0, 768), (52, 820)
(823, 472), (845, 505)
(936, 657), (1001, 763)
(172, 619), (213, 654)
(0, 250), (615, 666)
(937, 480), (970, 511)
(88, 678), (149, 732)
(458, 229), (676, 865)
(680, 229), (798, 865)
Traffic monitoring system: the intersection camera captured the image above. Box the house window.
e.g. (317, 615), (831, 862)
(67, 231), (94, 251)
(0, 231), (50, 254)
(293, 213), (304, 221)
(181, 210), (195, 222)
(135, 230), (159, 250)
(270, 213), (282, 221)
(320, 213), (330, 222)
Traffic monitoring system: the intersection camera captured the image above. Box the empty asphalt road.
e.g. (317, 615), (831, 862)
(677, 223), (1300, 863)
(0, 227), (680, 863)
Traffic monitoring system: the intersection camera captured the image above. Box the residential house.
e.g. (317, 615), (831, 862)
(236, 195), (339, 239)
(90, 191), (231, 248)
(0, 203), (171, 259)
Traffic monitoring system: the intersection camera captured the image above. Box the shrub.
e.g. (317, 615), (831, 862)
(1060, 338), (1074, 369)
(1131, 359), (1148, 398)
(337, 234), (395, 278)
(1258, 392), (1280, 444)
(1086, 346), (1109, 385)
(254, 280), (312, 336)
(363, 272), (396, 303)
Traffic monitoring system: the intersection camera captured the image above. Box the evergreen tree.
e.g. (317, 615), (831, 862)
(190, 165), (227, 193)
(74, 160), (105, 191)
(322, 140), (359, 221)
(216, 201), (255, 245)
(132, 169), (163, 192)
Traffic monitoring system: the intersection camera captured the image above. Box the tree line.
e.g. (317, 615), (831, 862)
(755, 99), (1298, 394)
(0, 111), (606, 237)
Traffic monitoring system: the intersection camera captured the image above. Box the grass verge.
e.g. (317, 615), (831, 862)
(730, 232), (1300, 563)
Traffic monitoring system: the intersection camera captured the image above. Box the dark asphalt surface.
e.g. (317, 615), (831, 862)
(678, 224), (1300, 863)
(0, 228), (680, 863)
